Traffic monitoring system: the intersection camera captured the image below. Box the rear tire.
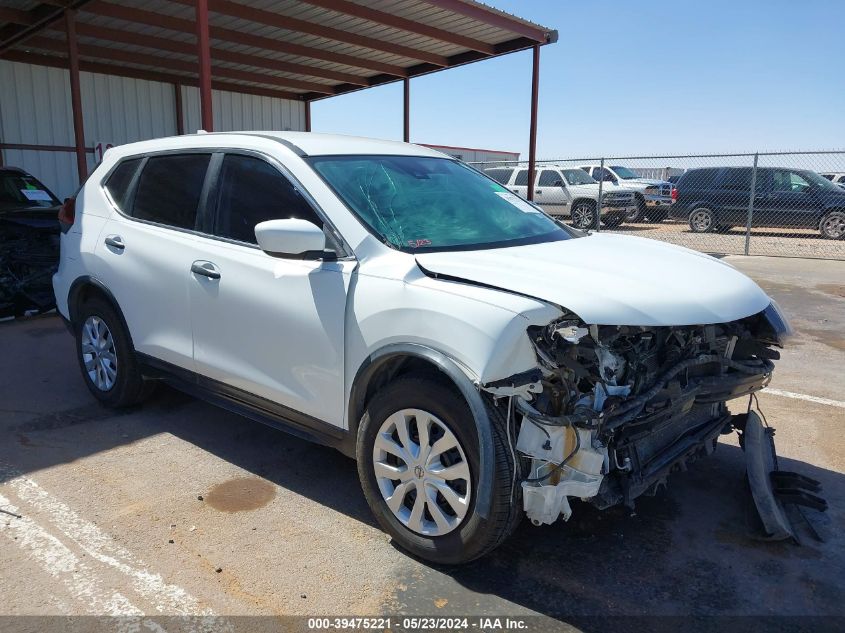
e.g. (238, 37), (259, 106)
(74, 297), (154, 408)
(356, 375), (521, 565)
(689, 207), (716, 233)
(603, 215), (625, 228)
(819, 210), (845, 239)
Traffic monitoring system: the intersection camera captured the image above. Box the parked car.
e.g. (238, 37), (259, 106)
(0, 166), (61, 317)
(484, 165), (635, 229)
(671, 166), (845, 239)
(820, 172), (845, 189)
(579, 164), (674, 222)
(54, 133), (793, 563)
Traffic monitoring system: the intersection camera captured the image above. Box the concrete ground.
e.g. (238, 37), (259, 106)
(1, 255), (844, 630)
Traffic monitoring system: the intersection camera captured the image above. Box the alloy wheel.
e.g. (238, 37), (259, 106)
(372, 408), (471, 537)
(821, 212), (845, 239)
(690, 209), (713, 232)
(81, 315), (118, 391)
(572, 204), (595, 229)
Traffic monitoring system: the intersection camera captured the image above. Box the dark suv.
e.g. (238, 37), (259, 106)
(671, 167), (845, 239)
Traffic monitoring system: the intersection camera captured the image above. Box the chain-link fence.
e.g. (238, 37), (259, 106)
(469, 151), (845, 260)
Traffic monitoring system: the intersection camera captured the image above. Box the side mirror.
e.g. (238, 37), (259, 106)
(553, 179), (564, 187)
(254, 218), (326, 257)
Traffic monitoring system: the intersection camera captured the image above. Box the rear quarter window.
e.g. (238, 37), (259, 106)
(678, 168), (720, 190)
(104, 158), (142, 212)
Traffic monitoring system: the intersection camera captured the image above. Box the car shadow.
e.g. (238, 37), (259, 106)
(389, 442), (844, 624)
(2, 316), (844, 624)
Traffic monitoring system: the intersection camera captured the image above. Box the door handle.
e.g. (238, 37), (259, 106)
(535, 189), (542, 194)
(104, 235), (124, 250)
(191, 261), (221, 280)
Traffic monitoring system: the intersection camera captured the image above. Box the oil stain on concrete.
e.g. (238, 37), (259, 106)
(205, 477), (276, 513)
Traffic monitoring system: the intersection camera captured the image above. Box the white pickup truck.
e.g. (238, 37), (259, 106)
(484, 165), (637, 229)
(580, 164), (674, 223)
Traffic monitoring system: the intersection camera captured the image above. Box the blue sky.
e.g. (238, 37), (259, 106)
(312, 0), (845, 158)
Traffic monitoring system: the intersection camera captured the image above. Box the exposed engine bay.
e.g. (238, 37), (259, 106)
(485, 303), (804, 528)
(0, 219), (59, 318)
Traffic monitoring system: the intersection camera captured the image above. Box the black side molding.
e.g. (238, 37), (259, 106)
(137, 353), (351, 455)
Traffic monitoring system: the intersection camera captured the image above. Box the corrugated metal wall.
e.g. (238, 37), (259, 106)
(0, 60), (306, 199)
(181, 86), (306, 135)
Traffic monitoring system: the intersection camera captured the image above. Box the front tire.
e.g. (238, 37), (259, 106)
(626, 196), (646, 222)
(689, 207), (716, 233)
(819, 210), (845, 239)
(74, 297), (153, 407)
(356, 375), (521, 564)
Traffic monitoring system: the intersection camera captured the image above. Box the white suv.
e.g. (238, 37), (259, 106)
(580, 164), (674, 223)
(485, 165), (636, 229)
(53, 132), (792, 564)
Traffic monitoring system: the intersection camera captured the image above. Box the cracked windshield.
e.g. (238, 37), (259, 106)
(309, 155), (571, 251)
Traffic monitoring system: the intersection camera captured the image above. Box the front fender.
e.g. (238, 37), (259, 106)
(349, 343), (497, 519)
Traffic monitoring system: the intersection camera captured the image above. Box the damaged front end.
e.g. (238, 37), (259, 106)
(486, 303), (801, 529)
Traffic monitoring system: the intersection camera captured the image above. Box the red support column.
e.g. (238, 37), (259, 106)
(174, 83), (184, 135)
(304, 100), (311, 132)
(526, 44), (540, 202)
(65, 9), (87, 183)
(403, 78), (410, 142)
(195, 0), (213, 132)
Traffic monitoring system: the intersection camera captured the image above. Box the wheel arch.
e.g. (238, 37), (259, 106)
(67, 276), (133, 346)
(570, 197), (596, 209)
(348, 343), (495, 519)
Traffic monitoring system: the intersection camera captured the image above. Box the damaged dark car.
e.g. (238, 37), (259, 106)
(0, 167), (61, 318)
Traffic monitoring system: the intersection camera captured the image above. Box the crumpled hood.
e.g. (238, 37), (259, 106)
(416, 233), (771, 326)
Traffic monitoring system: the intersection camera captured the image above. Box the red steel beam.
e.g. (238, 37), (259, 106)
(168, 0), (448, 66)
(24, 36), (334, 94)
(195, 0), (213, 132)
(0, 8), (37, 26)
(43, 24), (369, 87)
(0, 142), (95, 153)
(65, 10), (87, 183)
(304, 101), (311, 133)
(420, 0), (549, 43)
(0, 50), (304, 102)
(287, 0), (495, 55)
(84, 1), (408, 77)
(0, 0), (93, 55)
(526, 45), (539, 202)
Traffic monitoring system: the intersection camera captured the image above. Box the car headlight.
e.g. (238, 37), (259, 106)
(762, 300), (793, 347)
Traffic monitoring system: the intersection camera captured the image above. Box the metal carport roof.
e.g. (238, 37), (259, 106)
(0, 0), (556, 196)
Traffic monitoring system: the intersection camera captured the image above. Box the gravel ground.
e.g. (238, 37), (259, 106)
(604, 220), (845, 260)
(1, 255), (843, 631)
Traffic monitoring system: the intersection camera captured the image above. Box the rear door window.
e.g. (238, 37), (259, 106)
(131, 154), (211, 230)
(211, 154), (322, 244)
(679, 168), (719, 189)
(104, 158), (142, 212)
